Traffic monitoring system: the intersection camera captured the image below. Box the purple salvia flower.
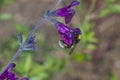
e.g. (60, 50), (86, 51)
(52, 0), (80, 24)
(0, 63), (29, 80)
(0, 63), (15, 80)
(46, 18), (81, 48)
(56, 22), (81, 48)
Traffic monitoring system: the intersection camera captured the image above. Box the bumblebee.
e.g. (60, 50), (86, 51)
(58, 31), (81, 49)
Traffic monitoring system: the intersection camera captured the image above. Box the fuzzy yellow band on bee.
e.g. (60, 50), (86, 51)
(77, 35), (81, 40)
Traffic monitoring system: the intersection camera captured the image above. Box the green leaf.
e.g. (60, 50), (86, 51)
(37, 33), (45, 46)
(109, 73), (117, 80)
(3, 0), (14, 5)
(85, 54), (92, 61)
(0, 13), (12, 21)
(0, 0), (14, 6)
(13, 23), (29, 33)
(30, 77), (39, 80)
(86, 32), (95, 40)
(77, 0), (84, 13)
(104, 0), (116, 4)
(53, 58), (66, 72)
(0, 0), (4, 6)
(38, 72), (49, 80)
(86, 44), (96, 50)
(99, 4), (120, 17)
(15, 63), (25, 73)
(24, 55), (32, 72)
(73, 53), (85, 62)
(30, 65), (44, 76)
(89, 38), (98, 43)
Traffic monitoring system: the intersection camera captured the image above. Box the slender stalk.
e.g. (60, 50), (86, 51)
(31, 18), (45, 34)
(26, 18), (46, 40)
(83, 0), (96, 25)
(50, 0), (62, 12)
(0, 48), (23, 75)
(45, 17), (58, 27)
(86, 0), (96, 16)
(90, 6), (106, 19)
(27, 0), (63, 39)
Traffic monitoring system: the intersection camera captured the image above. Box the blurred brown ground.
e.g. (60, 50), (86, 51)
(0, 0), (120, 80)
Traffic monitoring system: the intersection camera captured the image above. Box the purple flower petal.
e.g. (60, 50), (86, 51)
(55, 7), (70, 17)
(65, 9), (75, 24)
(57, 23), (70, 34)
(61, 35), (73, 46)
(0, 63), (29, 80)
(8, 72), (15, 79)
(53, 0), (80, 24)
(69, 0), (80, 7)
(0, 63), (16, 79)
(73, 28), (82, 34)
(8, 63), (16, 71)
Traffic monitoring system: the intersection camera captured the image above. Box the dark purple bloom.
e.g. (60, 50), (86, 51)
(0, 63), (29, 80)
(56, 23), (81, 48)
(53, 0), (80, 24)
(0, 63), (15, 80)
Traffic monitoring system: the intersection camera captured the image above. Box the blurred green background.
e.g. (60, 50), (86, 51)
(0, 0), (120, 80)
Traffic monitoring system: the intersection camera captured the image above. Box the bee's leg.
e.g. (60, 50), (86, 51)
(69, 44), (76, 55)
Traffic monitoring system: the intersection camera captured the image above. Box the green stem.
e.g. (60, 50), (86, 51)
(86, 0), (96, 16)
